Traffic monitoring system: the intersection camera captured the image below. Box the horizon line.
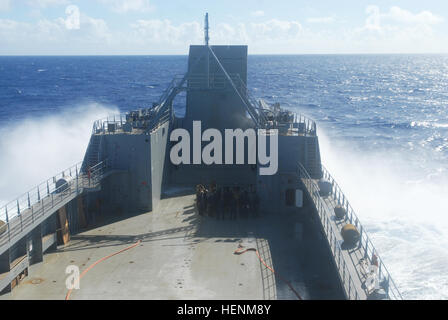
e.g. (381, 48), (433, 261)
(1, 52), (448, 57)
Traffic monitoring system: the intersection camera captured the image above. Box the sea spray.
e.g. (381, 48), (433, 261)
(318, 128), (448, 299)
(0, 102), (119, 206)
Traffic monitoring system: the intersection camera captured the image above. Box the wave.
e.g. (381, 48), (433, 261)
(319, 129), (448, 299)
(0, 103), (119, 206)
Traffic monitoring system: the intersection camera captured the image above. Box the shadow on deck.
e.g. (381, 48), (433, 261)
(2, 186), (344, 300)
(50, 186), (344, 300)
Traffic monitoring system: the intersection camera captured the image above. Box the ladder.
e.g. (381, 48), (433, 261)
(305, 137), (322, 179)
(82, 134), (103, 172)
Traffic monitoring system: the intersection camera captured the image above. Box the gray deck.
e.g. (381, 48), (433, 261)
(321, 195), (371, 299)
(2, 188), (343, 300)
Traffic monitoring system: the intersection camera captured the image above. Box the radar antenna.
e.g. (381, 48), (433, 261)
(204, 13), (210, 46)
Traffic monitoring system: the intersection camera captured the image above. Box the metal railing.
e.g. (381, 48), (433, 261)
(0, 160), (108, 248)
(90, 71), (317, 137)
(320, 165), (403, 300)
(292, 112), (317, 136)
(91, 76), (182, 135)
(298, 162), (362, 299)
(92, 114), (128, 134)
(92, 113), (169, 134)
(157, 75), (184, 106)
(298, 162), (403, 300)
(233, 75), (268, 127)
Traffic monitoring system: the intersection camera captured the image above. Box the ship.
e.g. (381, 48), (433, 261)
(0, 14), (401, 300)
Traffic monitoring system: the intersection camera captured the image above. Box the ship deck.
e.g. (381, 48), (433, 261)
(2, 187), (343, 300)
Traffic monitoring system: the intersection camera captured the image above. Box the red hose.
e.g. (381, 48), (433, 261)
(65, 240), (141, 300)
(234, 245), (303, 300)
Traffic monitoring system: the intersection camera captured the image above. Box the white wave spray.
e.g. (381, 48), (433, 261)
(0, 103), (119, 206)
(319, 129), (448, 299)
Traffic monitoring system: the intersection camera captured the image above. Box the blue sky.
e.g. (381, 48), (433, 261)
(1, 0), (447, 54)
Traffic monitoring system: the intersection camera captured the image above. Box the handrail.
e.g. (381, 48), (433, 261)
(287, 112), (317, 136)
(0, 160), (108, 247)
(1, 161), (80, 221)
(89, 71), (318, 137)
(298, 162), (402, 300)
(92, 114), (128, 134)
(91, 76), (183, 136)
(298, 162), (363, 299)
(320, 165), (403, 300)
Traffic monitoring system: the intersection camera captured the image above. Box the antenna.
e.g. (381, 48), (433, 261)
(204, 13), (210, 46)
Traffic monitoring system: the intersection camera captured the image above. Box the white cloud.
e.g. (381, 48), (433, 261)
(99, 0), (153, 13)
(251, 10), (265, 17)
(363, 5), (443, 32)
(342, 6), (447, 53)
(0, 6), (446, 55)
(0, 0), (10, 11)
(28, 0), (70, 8)
(385, 6), (443, 25)
(130, 19), (202, 45)
(212, 22), (249, 44)
(306, 17), (335, 24)
(118, 18), (305, 52)
(0, 6), (112, 54)
(250, 19), (303, 40)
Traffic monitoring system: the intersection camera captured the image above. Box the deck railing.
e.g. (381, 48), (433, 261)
(92, 114), (128, 134)
(290, 112), (317, 136)
(89, 70), (318, 138)
(0, 160), (108, 248)
(320, 165), (403, 300)
(298, 162), (403, 300)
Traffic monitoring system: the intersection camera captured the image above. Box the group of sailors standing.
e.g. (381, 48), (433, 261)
(196, 182), (260, 219)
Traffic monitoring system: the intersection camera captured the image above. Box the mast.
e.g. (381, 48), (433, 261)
(204, 13), (210, 46)
(204, 13), (210, 88)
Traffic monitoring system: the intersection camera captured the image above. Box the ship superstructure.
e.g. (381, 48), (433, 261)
(0, 14), (401, 300)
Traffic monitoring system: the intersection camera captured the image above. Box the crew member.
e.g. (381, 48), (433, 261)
(232, 186), (241, 220)
(223, 187), (232, 220)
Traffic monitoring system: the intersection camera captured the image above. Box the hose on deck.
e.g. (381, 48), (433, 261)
(65, 240), (141, 300)
(234, 244), (303, 300)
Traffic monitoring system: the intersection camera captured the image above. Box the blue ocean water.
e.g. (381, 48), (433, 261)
(1, 55), (448, 299)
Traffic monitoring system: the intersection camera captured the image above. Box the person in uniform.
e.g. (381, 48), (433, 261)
(249, 185), (260, 218)
(232, 186), (241, 220)
(215, 186), (223, 220)
(200, 185), (208, 216)
(240, 189), (249, 219)
(196, 184), (203, 215)
(206, 184), (216, 218)
(223, 187), (232, 220)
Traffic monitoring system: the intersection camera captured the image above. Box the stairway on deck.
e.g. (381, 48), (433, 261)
(305, 137), (321, 179)
(82, 135), (103, 171)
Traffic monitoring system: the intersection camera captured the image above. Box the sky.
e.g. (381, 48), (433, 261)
(0, 0), (448, 55)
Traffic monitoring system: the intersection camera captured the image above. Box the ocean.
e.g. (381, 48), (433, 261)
(0, 54), (447, 299)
